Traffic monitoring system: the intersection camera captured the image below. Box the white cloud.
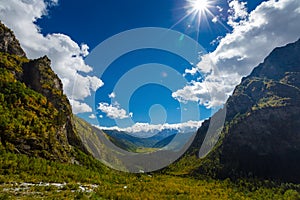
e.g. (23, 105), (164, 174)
(228, 0), (249, 27)
(184, 67), (198, 76)
(95, 120), (203, 134)
(173, 73), (240, 108)
(0, 0), (103, 114)
(70, 75), (103, 101)
(195, 54), (214, 74)
(80, 43), (89, 57)
(108, 92), (116, 99)
(212, 16), (218, 23)
(97, 102), (131, 119)
(89, 114), (96, 119)
(217, 6), (223, 12)
(69, 99), (92, 114)
(174, 0), (300, 108)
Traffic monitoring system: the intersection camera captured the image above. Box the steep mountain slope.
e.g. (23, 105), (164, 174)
(153, 133), (177, 148)
(73, 115), (126, 170)
(0, 21), (86, 162)
(1, 20), (300, 200)
(187, 38), (300, 183)
(0, 22), (25, 57)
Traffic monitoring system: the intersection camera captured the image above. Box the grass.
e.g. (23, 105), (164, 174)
(1, 150), (300, 199)
(135, 147), (158, 153)
(1, 43), (300, 199)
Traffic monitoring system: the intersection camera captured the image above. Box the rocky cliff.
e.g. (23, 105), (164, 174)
(0, 22), (25, 57)
(0, 21), (86, 162)
(191, 39), (300, 183)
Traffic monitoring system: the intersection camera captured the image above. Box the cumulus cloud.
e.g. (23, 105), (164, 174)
(0, 0), (103, 113)
(173, 0), (300, 108)
(173, 73), (239, 108)
(69, 99), (92, 114)
(227, 0), (248, 27)
(95, 120), (203, 134)
(98, 102), (132, 119)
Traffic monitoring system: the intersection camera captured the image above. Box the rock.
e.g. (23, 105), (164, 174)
(0, 21), (26, 57)
(0, 21), (88, 162)
(193, 38), (300, 183)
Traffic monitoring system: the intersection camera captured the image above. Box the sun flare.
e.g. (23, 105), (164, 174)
(185, 0), (213, 20)
(191, 0), (209, 12)
(170, 0), (226, 40)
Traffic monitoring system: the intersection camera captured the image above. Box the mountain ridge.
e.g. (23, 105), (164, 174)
(0, 21), (87, 162)
(103, 129), (177, 151)
(1, 18), (300, 183)
(182, 38), (300, 183)
(1, 19), (300, 199)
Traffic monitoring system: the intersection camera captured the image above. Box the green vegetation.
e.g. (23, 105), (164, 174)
(0, 52), (28, 73)
(253, 96), (290, 110)
(1, 21), (300, 199)
(0, 52), (73, 162)
(1, 149), (300, 199)
(106, 133), (139, 152)
(105, 134), (159, 153)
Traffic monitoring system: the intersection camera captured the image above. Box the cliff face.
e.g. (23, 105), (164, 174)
(0, 21), (86, 162)
(0, 23), (25, 57)
(192, 39), (300, 183)
(22, 56), (86, 151)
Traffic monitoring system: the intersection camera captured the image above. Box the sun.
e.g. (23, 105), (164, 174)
(170, 0), (224, 36)
(185, 0), (214, 20)
(191, 0), (209, 12)
(184, 0), (214, 30)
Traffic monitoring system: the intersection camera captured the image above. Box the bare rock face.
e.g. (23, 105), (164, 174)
(0, 21), (26, 57)
(193, 39), (300, 183)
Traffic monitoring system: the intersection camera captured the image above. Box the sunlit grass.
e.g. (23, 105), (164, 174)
(1, 150), (299, 199)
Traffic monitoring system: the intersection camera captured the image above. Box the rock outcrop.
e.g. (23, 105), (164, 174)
(0, 21), (86, 162)
(0, 21), (25, 57)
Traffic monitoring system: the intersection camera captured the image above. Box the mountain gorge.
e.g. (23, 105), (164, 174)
(1, 20), (300, 199)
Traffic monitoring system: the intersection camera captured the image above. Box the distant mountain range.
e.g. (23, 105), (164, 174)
(103, 129), (178, 152)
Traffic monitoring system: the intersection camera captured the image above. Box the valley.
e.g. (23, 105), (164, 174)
(1, 3), (300, 198)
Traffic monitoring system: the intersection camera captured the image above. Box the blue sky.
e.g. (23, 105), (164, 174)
(1, 0), (299, 132)
(36, 0), (264, 50)
(35, 0), (258, 128)
(36, 0), (238, 128)
(37, 0), (228, 51)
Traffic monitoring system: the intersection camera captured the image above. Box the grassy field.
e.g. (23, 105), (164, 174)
(1, 150), (300, 199)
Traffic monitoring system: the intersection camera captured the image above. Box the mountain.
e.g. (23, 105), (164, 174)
(103, 129), (177, 151)
(2, 15), (299, 179)
(186, 38), (300, 183)
(153, 134), (177, 148)
(1, 19), (300, 199)
(0, 21), (191, 173)
(0, 22), (25, 57)
(0, 21), (87, 162)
